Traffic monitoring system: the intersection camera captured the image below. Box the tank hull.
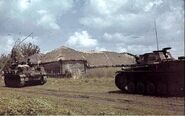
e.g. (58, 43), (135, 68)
(4, 73), (47, 87)
(115, 60), (184, 96)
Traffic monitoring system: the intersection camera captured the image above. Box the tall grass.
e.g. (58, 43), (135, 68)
(85, 67), (120, 78)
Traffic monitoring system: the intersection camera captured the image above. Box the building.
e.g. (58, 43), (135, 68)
(40, 46), (136, 77)
(23, 46), (136, 77)
(41, 46), (87, 77)
(42, 60), (87, 77)
(83, 51), (136, 68)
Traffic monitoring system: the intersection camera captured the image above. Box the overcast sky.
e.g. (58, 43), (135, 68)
(0, 0), (184, 57)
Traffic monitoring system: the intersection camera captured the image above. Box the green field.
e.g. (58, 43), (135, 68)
(0, 77), (184, 115)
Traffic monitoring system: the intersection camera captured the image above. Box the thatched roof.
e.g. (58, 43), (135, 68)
(83, 51), (136, 67)
(41, 46), (85, 63)
(41, 46), (136, 67)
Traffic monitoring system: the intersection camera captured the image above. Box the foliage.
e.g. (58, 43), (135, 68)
(0, 42), (40, 72)
(11, 42), (40, 60)
(0, 54), (10, 72)
(19, 42), (40, 57)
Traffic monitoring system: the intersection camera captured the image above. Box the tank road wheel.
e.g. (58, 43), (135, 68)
(126, 81), (136, 94)
(157, 83), (167, 96)
(136, 81), (145, 94)
(115, 74), (127, 92)
(40, 76), (47, 85)
(146, 82), (156, 95)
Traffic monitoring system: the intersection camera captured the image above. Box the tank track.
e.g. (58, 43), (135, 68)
(115, 73), (183, 96)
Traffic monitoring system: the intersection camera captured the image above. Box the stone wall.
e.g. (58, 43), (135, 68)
(42, 60), (87, 78)
(62, 60), (86, 78)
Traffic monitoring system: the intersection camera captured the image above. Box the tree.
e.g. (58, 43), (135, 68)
(0, 54), (10, 72)
(19, 42), (40, 57)
(11, 42), (40, 61)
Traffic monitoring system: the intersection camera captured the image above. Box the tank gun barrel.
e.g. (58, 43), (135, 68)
(162, 47), (171, 52)
(153, 47), (171, 53)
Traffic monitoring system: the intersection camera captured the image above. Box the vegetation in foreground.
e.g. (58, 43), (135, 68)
(0, 77), (184, 115)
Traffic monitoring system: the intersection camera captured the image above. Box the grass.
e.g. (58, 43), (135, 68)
(85, 67), (120, 78)
(0, 77), (184, 115)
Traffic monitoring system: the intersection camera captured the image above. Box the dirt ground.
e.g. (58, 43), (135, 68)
(0, 77), (184, 115)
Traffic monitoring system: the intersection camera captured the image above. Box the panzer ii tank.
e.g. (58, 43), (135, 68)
(115, 47), (184, 96)
(3, 61), (47, 87)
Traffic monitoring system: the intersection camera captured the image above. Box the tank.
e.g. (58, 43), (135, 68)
(0, 33), (47, 87)
(115, 47), (184, 96)
(3, 62), (47, 87)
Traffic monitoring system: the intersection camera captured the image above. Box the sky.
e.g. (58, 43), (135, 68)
(0, 0), (184, 57)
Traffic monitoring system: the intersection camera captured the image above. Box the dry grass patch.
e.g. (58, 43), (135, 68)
(0, 77), (184, 115)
